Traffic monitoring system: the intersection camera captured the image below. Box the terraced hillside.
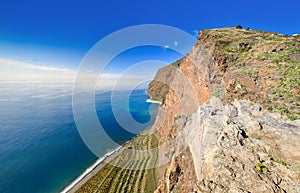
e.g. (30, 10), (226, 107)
(75, 131), (160, 193)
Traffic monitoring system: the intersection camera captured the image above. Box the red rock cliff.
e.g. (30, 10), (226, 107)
(148, 28), (300, 192)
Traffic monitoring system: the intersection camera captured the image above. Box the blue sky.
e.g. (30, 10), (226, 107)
(0, 0), (299, 82)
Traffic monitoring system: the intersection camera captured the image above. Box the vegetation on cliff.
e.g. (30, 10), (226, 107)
(148, 27), (300, 192)
(75, 27), (299, 193)
(149, 28), (300, 120)
(75, 132), (159, 193)
(207, 28), (299, 120)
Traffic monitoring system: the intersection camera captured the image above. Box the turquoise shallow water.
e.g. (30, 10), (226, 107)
(0, 82), (158, 193)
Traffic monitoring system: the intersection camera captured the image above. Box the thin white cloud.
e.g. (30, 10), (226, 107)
(161, 44), (170, 52)
(0, 57), (74, 73)
(0, 58), (156, 90)
(163, 44), (170, 49)
(174, 41), (178, 47)
(0, 57), (75, 82)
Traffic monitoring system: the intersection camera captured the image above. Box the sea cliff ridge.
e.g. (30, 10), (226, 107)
(72, 27), (300, 193)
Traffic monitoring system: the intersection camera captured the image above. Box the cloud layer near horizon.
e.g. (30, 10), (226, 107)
(0, 57), (75, 81)
(0, 58), (153, 90)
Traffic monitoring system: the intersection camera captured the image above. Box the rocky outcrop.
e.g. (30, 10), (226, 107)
(187, 98), (300, 192)
(74, 27), (299, 193)
(149, 28), (300, 192)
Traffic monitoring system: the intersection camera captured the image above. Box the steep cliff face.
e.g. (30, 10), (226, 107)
(148, 28), (300, 192)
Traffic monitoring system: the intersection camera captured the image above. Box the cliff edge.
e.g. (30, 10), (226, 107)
(73, 27), (300, 193)
(148, 28), (300, 192)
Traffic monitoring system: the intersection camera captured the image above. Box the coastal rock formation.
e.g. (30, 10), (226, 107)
(74, 27), (299, 193)
(149, 28), (300, 193)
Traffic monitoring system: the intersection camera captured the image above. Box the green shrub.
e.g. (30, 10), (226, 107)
(274, 157), (287, 166)
(236, 25), (243, 29)
(288, 115), (297, 121)
(256, 162), (268, 173)
(151, 97), (160, 101)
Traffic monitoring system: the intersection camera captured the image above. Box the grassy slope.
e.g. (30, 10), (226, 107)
(206, 28), (300, 120)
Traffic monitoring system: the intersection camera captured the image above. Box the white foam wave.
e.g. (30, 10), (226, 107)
(60, 146), (122, 193)
(146, 99), (162, 104)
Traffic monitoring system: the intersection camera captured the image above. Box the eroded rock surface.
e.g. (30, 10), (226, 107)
(188, 98), (300, 193)
(73, 27), (299, 193)
(149, 28), (300, 193)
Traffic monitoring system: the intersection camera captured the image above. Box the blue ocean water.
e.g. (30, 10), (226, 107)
(0, 82), (158, 193)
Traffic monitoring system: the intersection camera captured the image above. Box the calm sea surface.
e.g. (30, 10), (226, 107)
(0, 82), (158, 193)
